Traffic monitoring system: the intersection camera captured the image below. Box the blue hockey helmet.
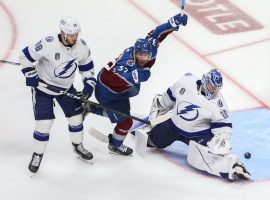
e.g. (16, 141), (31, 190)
(134, 38), (151, 54)
(201, 69), (223, 100)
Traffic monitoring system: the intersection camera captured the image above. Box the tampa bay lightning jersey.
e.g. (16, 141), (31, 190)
(161, 73), (232, 138)
(98, 21), (176, 98)
(19, 34), (94, 95)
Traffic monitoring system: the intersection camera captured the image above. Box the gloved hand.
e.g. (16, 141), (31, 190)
(132, 68), (151, 83)
(82, 77), (96, 99)
(21, 67), (39, 87)
(147, 37), (159, 48)
(207, 134), (232, 155)
(168, 13), (188, 28)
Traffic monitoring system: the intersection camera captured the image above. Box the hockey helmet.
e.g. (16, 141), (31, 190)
(59, 17), (81, 35)
(134, 38), (151, 55)
(201, 69), (223, 100)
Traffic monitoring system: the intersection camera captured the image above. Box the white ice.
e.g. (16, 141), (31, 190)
(0, 0), (270, 200)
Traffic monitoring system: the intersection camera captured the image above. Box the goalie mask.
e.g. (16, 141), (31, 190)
(201, 69), (223, 100)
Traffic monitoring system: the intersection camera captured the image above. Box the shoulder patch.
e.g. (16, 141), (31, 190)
(45, 36), (54, 42)
(80, 39), (87, 45)
(217, 99), (223, 107)
(179, 88), (186, 95)
(126, 60), (135, 66)
(185, 73), (193, 76)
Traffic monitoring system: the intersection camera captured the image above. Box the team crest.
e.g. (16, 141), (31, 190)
(55, 53), (60, 60)
(54, 59), (77, 78)
(126, 60), (135, 66)
(177, 101), (201, 121)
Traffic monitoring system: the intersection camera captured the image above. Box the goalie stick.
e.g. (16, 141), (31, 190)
(88, 112), (173, 143)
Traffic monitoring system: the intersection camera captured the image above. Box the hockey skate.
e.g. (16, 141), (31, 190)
(231, 163), (251, 181)
(28, 152), (43, 174)
(72, 143), (93, 161)
(108, 134), (133, 156)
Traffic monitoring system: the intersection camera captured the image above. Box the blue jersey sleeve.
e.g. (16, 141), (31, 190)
(148, 22), (175, 43)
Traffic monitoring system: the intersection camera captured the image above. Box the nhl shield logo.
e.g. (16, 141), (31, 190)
(55, 53), (60, 60)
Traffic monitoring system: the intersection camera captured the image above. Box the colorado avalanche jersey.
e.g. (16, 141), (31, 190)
(19, 34), (94, 95)
(97, 22), (176, 99)
(161, 73), (232, 138)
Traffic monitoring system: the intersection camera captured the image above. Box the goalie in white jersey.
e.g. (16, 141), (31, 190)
(137, 69), (251, 181)
(19, 17), (96, 174)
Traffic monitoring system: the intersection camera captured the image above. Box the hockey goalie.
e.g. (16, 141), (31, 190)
(135, 69), (251, 181)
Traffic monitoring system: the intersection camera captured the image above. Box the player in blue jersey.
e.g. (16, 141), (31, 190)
(84, 13), (188, 156)
(19, 17), (96, 174)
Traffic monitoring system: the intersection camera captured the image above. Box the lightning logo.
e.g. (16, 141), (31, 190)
(177, 101), (201, 121)
(54, 59), (77, 78)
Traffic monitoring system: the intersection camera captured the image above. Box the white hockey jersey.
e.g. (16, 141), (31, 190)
(161, 73), (232, 138)
(19, 34), (94, 95)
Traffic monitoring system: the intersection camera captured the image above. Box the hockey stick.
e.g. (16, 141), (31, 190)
(0, 60), (20, 66)
(1, 59), (159, 126)
(181, 0), (185, 10)
(88, 112), (173, 143)
(38, 82), (152, 125)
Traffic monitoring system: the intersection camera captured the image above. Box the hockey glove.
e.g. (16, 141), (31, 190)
(82, 77), (96, 99)
(168, 13), (188, 28)
(207, 134), (232, 155)
(21, 67), (39, 87)
(132, 68), (151, 83)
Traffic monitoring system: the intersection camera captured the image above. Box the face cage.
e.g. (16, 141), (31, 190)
(203, 79), (221, 100)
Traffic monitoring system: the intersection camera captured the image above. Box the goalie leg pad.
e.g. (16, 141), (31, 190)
(187, 141), (251, 180)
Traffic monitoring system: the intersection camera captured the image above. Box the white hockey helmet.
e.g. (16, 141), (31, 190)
(59, 17), (81, 35)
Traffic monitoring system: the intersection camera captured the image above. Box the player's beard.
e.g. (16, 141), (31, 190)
(137, 60), (147, 67)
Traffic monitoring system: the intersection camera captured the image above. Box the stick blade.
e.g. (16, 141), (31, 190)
(149, 112), (173, 126)
(88, 127), (109, 143)
(135, 129), (148, 157)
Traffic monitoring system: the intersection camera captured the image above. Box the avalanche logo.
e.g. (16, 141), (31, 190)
(176, 101), (201, 121)
(54, 59), (77, 78)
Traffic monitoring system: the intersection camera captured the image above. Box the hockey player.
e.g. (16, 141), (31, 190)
(136, 69), (251, 181)
(19, 17), (96, 173)
(84, 13), (188, 156)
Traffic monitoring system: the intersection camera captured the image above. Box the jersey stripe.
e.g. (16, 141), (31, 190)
(22, 47), (36, 63)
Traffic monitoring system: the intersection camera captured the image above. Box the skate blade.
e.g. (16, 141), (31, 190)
(76, 156), (94, 164)
(108, 150), (133, 156)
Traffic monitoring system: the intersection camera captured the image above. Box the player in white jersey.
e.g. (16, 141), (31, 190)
(19, 17), (96, 174)
(137, 69), (251, 181)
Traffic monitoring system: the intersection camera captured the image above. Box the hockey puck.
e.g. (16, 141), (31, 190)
(244, 152), (251, 159)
